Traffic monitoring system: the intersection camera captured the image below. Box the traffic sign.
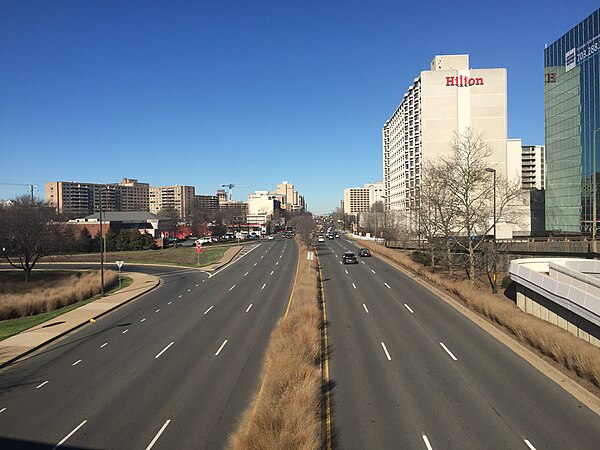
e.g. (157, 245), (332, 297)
(307, 251), (314, 261)
(116, 260), (124, 269)
(196, 243), (203, 253)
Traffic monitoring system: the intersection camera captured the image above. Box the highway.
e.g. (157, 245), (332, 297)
(318, 237), (600, 450)
(0, 237), (297, 449)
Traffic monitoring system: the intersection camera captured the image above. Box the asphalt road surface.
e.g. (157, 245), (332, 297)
(0, 237), (297, 449)
(318, 237), (600, 450)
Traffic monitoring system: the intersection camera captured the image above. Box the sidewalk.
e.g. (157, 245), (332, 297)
(0, 271), (159, 367)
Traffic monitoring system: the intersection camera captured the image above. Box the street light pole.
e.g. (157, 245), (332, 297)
(485, 168), (497, 294)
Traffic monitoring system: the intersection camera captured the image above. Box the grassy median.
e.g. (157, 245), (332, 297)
(355, 239), (600, 389)
(229, 238), (321, 450)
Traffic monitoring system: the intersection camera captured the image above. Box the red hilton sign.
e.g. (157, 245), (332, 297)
(446, 75), (484, 87)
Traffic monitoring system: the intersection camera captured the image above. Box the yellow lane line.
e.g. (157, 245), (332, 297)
(283, 239), (301, 318)
(317, 252), (332, 450)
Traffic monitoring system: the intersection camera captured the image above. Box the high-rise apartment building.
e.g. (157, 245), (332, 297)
(545, 9), (600, 234)
(383, 55), (508, 217)
(195, 195), (219, 214)
(46, 181), (121, 215)
(149, 185), (195, 220)
(343, 187), (370, 215)
(521, 145), (545, 190)
(117, 178), (150, 211)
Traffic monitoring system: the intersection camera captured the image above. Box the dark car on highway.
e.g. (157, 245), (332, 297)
(342, 252), (358, 264)
(358, 248), (371, 257)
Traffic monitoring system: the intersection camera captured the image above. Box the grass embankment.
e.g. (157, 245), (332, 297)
(229, 238), (321, 450)
(42, 246), (228, 267)
(0, 270), (123, 341)
(356, 239), (600, 388)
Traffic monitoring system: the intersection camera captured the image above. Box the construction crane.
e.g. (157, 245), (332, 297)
(220, 183), (248, 202)
(0, 182), (39, 202)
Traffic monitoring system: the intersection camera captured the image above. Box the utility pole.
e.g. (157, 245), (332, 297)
(99, 187), (105, 297)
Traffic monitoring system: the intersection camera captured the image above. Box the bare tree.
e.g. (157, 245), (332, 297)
(438, 128), (522, 283)
(0, 196), (60, 282)
(419, 160), (461, 270)
(288, 214), (317, 248)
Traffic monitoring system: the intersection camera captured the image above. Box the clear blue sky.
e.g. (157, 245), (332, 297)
(1, 1), (598, 213)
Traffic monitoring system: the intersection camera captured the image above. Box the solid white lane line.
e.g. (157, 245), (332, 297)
(72, 359), (82, 366)
(261, 283), (266, 290)
(384, 282), (391, 289)
(362, 304), (369, 313)
(52, 420), (87, 450)
(204, 306), (214, 315)
(155, 342), (174, 359)
(352, 283), (356, 289)
(524, 439), (536, 450)
(246, 304), (253, 313)
(0, 408), (5, 414)
(168, 301), (172, 305)
(215, 339), (228, 356)
(36, 381), (49, 389)
(229, 285), (236, 291)
(122, 329), (129, 334)
(440, 342), (458, 361)
(404, 304), (414, 314)
(244, 272), (249, 277)
(140, 318), (146, 322)
(381, 342), (392, 361)
(371, 269), (376, 274)
(145, 420), (171, 450)
(101, 342), (108, 348)
(422, 434), (433, 450)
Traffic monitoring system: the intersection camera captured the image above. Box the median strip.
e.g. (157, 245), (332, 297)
(230, 236), (319, 449)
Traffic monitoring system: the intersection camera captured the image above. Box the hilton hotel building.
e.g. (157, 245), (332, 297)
(383, 55), (508, 216)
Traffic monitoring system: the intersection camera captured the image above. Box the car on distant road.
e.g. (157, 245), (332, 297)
(318, 235), (325, 243)
(358, 248), (371, 257)
(342, 252), (358, 264)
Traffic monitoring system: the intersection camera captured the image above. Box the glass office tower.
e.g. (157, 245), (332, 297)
(545, 9), (600, 233)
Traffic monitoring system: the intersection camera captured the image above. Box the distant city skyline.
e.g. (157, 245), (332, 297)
(1, 1), (598, 213)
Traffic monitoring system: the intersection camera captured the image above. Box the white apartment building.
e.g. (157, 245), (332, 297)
(343, 181), (384, 215)
(506, 139), (545, 190)
(149, 185), (195, 220)
(383, 54), (508, 217)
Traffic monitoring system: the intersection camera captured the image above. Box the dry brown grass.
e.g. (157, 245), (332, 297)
(356, 238), (600, 388)
(229, 239), (321, 450)
(0, 270), (118, 320)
